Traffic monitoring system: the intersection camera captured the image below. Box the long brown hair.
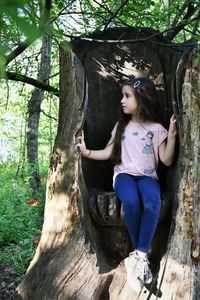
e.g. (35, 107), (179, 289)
(111, 77), (161, 164)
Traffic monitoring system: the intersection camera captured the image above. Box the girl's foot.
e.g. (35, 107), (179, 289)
(125, 253), (153, 292)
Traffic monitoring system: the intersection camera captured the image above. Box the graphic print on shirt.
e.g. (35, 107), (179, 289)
(142, 131), (156, 175)
(132, 131), (138, 136)
(142, 131), (154, 155)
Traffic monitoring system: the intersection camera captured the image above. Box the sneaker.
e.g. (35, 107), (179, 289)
(126, 256), (153, 292)
(124, 250), (140, 277)
(125, 251), (143, 292)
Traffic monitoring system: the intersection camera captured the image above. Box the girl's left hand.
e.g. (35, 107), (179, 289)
(168, 114), (177, 138)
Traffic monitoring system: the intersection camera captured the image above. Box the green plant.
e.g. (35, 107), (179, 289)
(0, 162), (46, 275)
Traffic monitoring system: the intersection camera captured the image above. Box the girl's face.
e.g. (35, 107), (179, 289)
(121, 85), (138, 117)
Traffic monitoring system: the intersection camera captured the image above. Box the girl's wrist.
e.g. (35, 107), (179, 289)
(82, 149), (91, 157)
(168, 133), (177, 139)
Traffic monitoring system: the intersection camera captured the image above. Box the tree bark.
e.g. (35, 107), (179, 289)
(13, 31), (199, 299)
(155, 52), (200, 300)
(27, 32), (52, 194)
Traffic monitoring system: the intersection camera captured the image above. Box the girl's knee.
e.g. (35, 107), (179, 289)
(122, 196), (140, 211)
(143, 199), (161, 215)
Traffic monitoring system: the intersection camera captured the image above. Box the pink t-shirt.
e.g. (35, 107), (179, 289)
(111, 120), (168, 183)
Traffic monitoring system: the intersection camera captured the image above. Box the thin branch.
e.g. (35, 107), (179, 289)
(50, 0), (77, 22)
(40, 109), (58, 121)
(4, 72), (59, 96)
(59, 10), (128, 25)
(49, 72), (59, 79)
(79, 0), (88, 33)
(92, 0), (130, 28)
(6, 40), (33, 66)
(183, 27), (199, 36)
(103, 0), (129, 31)
(171, 0), (189, 28)
(167, 2), (198, 41)
(64, 22), (197, 47)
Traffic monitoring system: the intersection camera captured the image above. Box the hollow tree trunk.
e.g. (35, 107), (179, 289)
(13, 44), (199, 299)
(27, 32), (51, 194)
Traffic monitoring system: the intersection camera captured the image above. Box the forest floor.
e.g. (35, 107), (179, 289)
(0, 267), (22, 300)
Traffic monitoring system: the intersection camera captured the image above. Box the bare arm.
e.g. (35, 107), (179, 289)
(159, 114), (177, 166)
(76, 131), (114, 160)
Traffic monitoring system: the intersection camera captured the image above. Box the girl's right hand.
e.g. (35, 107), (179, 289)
(76, 131), (89, 156)
(168, 114), (177, 138)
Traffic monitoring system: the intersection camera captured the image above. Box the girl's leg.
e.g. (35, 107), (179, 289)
(136, 176), (161, 253)
(114, 173), (142, 249)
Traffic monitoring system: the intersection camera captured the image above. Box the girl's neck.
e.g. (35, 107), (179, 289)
(131, 116), (140, 123)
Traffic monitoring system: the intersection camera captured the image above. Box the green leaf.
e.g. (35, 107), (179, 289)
(14, 15), (40, 42)
(0, 0), (30, 14)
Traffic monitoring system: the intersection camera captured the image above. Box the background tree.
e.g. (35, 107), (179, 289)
(27, 31), (52, 194)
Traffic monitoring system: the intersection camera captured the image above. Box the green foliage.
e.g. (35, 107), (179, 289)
(0, 162), (47, 275)
(0, 0), (42, 71)
(0, 0), (199, 76)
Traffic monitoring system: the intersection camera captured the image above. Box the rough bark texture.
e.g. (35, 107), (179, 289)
(27, 32), (52, 193)
(13, 28), (199, 299)
(155, 53), (200, 300)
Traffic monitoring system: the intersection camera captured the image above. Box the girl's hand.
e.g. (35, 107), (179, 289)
(168, 114), (177, 138)
(76, 131), (89, 156)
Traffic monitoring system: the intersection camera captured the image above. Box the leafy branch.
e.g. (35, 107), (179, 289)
(166, 1), (199, 40)
(5, 0), (52, 66)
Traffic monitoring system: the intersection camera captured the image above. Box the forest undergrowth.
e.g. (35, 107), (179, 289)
(0, 162), (47, 299)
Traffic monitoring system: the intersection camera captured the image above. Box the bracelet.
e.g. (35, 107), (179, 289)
(85, 150), (91, 158)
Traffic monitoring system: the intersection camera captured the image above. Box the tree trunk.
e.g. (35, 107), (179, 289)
(27, 32), (52, 194)
(13, 29), (199, 299)
(155, 53), (200, 300)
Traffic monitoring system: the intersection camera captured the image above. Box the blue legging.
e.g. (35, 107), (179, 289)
(114, 173), (161, 253)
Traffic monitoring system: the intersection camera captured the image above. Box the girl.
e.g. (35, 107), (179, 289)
(76, 77), (177, 292)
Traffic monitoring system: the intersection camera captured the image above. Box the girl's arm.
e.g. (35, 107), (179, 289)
(76, 131), (114, 160)
(159, 114), (177, 166)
